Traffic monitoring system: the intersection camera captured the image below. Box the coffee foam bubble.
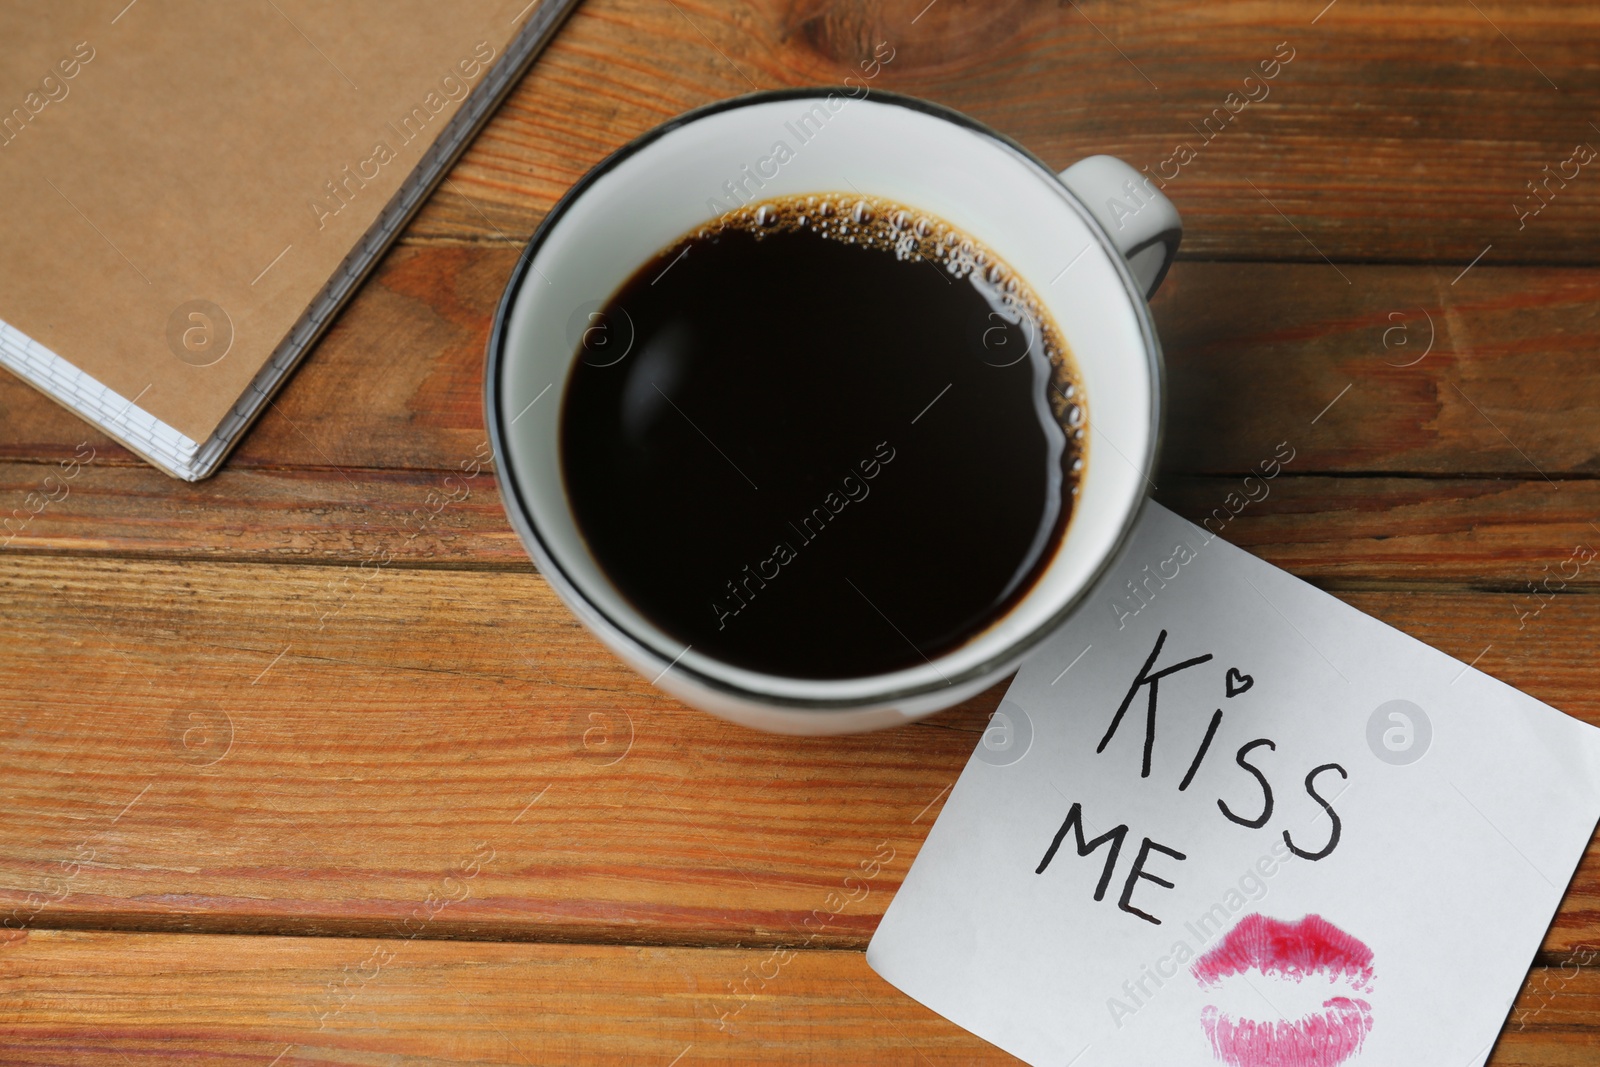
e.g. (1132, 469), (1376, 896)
(696, 193), (1086, 469)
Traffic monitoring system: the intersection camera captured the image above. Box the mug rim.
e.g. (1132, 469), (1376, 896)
(485, 86), (1165, 711)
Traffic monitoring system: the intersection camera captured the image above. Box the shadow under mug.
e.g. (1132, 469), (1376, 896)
(487, 89), (1178, 735)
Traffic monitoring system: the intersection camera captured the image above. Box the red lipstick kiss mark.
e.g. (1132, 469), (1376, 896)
(1192, 914), (1374, 1067)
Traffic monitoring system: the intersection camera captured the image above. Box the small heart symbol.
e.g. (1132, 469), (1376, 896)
(1225, 668), (1253, 698)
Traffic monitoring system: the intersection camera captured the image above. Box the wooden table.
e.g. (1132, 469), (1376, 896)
(4, 0), (1599, 1062)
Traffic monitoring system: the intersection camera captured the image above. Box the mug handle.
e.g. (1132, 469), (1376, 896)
(1058, 155), (1182, 299)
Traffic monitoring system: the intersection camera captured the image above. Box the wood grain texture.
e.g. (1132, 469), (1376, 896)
(1156, 262), (1600, 477)
(1155, 475), (1600, 589)
(413, 0), (1600, 264)
(0, 930), (1594, 1065)
(4, 255), (1599, 475)
(0, 462), (526, 567)
(0, 932), (1002, 1065)
(2, 554), (1598, 958)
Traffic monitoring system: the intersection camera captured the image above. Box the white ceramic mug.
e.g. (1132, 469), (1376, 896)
(487, 89), (1179, 735)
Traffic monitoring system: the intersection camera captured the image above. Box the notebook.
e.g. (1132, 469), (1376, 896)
(0, 0), (578, 480)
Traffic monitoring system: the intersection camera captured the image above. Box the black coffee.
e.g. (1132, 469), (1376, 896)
(560, 193), (1085, 680)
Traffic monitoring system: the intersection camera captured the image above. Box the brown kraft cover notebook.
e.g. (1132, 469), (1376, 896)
(0, 0), (577, 479)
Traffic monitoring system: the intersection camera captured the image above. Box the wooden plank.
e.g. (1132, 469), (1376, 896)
(0, 462), (526, 567)
(0, 932), (1007, 1065)
(0, 929), (1594, 1064)
(7, 459), (1600, 593)
(414, 0), (1600, 264)
(2, 555), (1597, 955)
(1156, 262), (1600, 477)
(1154, 476), (1600, 590)
(3, 256), (1598, 475)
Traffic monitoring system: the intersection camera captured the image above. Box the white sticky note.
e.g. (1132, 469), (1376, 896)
(869, 502), (1600, 1067)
